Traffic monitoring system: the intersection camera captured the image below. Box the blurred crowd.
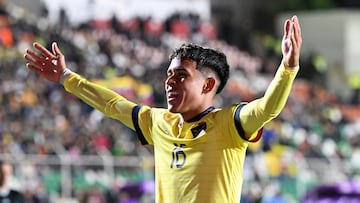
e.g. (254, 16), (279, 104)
(0, 1), (360, 202)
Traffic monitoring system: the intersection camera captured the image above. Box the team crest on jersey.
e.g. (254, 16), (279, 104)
(191, 122), (207, 138)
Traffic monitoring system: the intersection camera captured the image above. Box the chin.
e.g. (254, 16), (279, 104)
(167, 105), (179, 113)
(167, 106), (176, 113)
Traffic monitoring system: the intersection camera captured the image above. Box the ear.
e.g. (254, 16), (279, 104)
(202, 77), (216, 93)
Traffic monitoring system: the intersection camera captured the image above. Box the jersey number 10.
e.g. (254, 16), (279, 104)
(170, 143), (186, 168)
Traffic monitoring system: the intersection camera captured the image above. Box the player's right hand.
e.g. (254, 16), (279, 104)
(24, 42), (67, 83)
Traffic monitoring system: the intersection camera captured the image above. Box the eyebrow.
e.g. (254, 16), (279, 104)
(167, 67), (188, 74)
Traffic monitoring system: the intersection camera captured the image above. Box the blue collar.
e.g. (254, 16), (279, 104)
(186, 106), (215, 122)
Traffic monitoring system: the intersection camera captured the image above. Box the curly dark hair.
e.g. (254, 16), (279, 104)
(169, 43), (230, 94)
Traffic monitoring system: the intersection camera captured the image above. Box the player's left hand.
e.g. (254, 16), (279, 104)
(282, 15), (302, 68)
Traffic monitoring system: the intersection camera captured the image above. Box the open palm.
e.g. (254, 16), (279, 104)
(24, 42), (67, 83)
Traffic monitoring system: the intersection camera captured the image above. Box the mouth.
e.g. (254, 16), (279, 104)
(167, 92), (179, 102)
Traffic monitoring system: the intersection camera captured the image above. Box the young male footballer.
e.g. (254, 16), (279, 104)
(24, 15), (302, 203)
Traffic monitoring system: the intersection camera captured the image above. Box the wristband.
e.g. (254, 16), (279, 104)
(60, 69), (73, 85)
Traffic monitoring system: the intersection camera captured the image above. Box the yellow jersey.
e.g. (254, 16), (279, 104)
(133, 104), (261, 202)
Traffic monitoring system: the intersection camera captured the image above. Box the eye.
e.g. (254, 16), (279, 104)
(178, 73), (186, 78)
(166, 68), (188, 83)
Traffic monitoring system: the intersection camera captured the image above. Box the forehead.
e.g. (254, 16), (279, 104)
(167, 57), (197, 72)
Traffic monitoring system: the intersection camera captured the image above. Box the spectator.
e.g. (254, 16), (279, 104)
(0, 161), (24, 203)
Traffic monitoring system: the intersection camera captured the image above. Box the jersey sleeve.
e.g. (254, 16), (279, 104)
(238, 62), (299, 141)
(233, 103), (263, 142)
(63, 72), (137, 130)
(131, 105), (153, 145)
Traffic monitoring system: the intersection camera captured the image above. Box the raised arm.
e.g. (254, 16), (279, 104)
(240, 15), (302, 137)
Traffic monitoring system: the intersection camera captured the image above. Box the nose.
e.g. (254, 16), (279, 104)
(165, 75), (176, 86)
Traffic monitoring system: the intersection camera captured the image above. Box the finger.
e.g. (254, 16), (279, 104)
(292, 16), (301, 36)
(33, 42), (55, 58)
(25, 48), (44, 63)
(24, 52), (46, 68)
(283, 19), (292, 39)
(289, 36), (300, 66)
(291, 16), (302, 47)
(52, 42), (62, 56)
(24, 53), (37, 64)
(26, 63), (43, 73)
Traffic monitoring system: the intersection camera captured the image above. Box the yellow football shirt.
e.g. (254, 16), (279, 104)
(132, 104), (260, 203)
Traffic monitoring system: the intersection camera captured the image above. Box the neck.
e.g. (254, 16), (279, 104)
(185, 106), (215, 122)
(183, 98), (214, 121)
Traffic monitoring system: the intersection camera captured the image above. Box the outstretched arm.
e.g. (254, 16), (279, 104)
(24, 42), (138, 129)
(240, 15), (302, 137)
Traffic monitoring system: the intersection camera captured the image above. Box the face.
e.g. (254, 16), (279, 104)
(165, 57), (209, 120)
